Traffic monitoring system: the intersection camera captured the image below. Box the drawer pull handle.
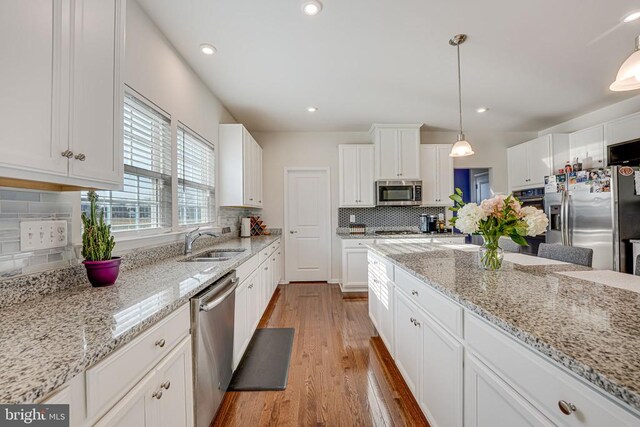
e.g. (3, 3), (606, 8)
(155, 338), (166, 348)
(411, 290), (419, 296)
(161, 381), (171, 390)
(152, 390), (163, 399)
(558, 400), (576, 415)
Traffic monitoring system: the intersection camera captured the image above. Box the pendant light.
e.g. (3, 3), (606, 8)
(610, 36), (640, 91)
(449, 34), (475, 157)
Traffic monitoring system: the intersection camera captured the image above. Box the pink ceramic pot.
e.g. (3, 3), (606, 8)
(82, 257), (121, 287)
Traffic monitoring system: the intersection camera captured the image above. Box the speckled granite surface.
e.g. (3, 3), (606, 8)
(337, 231), (466, 240)
(0, 235), (280, 404)
(368, 241), (640, 412)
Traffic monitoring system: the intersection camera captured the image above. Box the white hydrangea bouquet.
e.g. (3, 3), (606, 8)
(449, 188), (548, 270)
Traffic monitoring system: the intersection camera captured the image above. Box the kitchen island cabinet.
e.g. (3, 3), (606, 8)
(367, 242), (640, 426)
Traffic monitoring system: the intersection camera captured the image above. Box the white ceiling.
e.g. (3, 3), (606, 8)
(136, 0), (640, 133)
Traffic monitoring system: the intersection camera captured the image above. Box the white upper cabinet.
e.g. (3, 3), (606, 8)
(420, 144), (454, 206)
(370, 124), (421, 180)
(338, 144), (375, 207)
(68, 0), (125, 185)
(569, 125), (605, 168)
(0, 0), (125, 190)
(605, 111), (640, 147)
(219, 124), (263, 208)
(507, 134), (565, 191)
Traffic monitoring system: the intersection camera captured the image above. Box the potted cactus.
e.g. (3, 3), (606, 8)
(81, 191), (120, 287)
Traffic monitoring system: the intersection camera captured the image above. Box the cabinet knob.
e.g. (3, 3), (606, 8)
(411, 290), (419, 296)
(248, 284), (253, 289)
(289, 230), (298, 234)
(264, 267), (268, 271)
(410, 317), (416, 324)
(152, 390), (163, 399)
(558, 400), (576, 415)
(161, 381), (171, 390)
(74, 153), (86, 161)
(155, 338), (166, 348)
(249, 198), (254, 201)
(61, 150), (74, 158)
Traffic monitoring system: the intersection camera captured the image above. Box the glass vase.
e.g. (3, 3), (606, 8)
(478, 235), (504, 270)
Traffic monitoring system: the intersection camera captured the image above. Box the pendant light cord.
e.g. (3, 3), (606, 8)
(457, 43), (463, 135)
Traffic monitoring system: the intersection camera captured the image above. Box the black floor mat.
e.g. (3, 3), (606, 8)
(228, 328), (295, 391)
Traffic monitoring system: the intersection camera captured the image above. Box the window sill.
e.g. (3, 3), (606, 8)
(113, 224), (221, 254)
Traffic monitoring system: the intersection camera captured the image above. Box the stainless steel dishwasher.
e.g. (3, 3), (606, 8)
(191, 271), (238, 427)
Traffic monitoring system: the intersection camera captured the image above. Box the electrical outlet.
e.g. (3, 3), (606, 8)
(350, 214), (356, 223)
(20, 220), (67, 251)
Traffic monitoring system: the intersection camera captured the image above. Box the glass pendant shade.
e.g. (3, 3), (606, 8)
(449, 34), (475, 157)
(610, 37), (640, 92)
(449, 133), (475, 157)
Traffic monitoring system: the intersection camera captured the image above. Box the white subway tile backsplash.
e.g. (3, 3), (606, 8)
(0, 201), (30, 214)
(0, 189), (76, 278)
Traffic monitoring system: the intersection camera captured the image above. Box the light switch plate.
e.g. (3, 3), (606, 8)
(20, 220), (68, 251)
(350, 214), (356, 223)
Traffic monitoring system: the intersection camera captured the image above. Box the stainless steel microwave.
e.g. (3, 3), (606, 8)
(376, 180), (422, 206)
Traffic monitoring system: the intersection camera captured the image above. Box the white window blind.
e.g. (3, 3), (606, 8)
(177, 124), (215, 225)
(82, 92), (172, 232)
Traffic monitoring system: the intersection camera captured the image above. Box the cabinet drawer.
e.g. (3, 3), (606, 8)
(343, 239), (374, 249)
(465, 314), (639, 426)
(259, 246), (271, 263)
(86, 304), (190, 420)
(236, 254), (259, 284)
(394, 267), (462, 338)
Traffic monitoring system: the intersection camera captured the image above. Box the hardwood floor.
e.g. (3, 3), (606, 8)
(213, 282), (429, 427)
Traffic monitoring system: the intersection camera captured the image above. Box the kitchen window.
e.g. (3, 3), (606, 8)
(177, 124), (216, 226)
(81, 92), (172, 232)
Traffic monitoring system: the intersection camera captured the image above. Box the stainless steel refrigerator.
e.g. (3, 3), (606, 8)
(544, 167), (640, 272)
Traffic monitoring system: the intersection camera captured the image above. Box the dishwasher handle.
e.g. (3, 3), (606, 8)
(200, 277), (238, 312)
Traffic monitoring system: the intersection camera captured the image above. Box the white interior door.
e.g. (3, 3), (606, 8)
(285, 168), (330, 282)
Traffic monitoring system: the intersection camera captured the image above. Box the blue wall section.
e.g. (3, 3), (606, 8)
(453, 169), (471, 203)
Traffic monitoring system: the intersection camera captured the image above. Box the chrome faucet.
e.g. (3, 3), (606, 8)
(184, 227), (219, 255)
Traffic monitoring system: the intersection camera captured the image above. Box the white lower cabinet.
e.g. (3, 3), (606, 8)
(95, 337), (193, 427)
(464, 353), (552, 427)
(419, 312), (463, 427)
(342, 239), (374, 292)
(232, 239), (281, 370)
(393, 290), (421, 394)
(368, 251), (395, 356)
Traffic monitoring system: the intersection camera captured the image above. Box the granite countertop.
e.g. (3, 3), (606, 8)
(337, 232), (466, 240)
(0, 235), (280, 404)
(368, 241), (640, 412)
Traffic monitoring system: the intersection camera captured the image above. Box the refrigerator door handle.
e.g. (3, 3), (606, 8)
(611, 167), (620, 272)
(560, 191), (567, 245)
(565, 192), (572, 246)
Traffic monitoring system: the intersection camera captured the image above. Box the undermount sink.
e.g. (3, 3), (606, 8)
(183, 248), (247, 262)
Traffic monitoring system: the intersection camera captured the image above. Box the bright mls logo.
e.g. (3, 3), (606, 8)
(0, 405), (68, 426)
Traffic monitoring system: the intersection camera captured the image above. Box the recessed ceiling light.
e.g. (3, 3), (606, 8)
(302, 0), (323, 16)
(476, 107), (489, 113)
(623, 10), (640, 23)
(307, 106), (318, 112)
(200, 43), (216, 55)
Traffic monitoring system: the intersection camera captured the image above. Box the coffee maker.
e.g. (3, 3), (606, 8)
(420, 214), (438, 233)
